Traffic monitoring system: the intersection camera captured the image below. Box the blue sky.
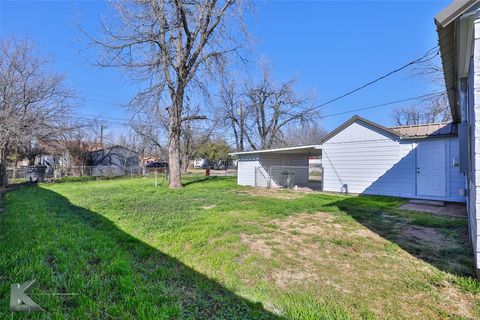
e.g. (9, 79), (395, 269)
(0, 0), (450, 134)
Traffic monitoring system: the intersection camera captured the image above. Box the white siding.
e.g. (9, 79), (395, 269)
(236, 152), (309, 187)
(323, 121), (465, 202)
(328, 121), (397, 143)
(448, 138), (466, 202)
(237, 154), (259, 186)
(471, 17), (480, 271)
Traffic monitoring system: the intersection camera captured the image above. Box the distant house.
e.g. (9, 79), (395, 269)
(35, 140), (73, 167)
(90, 145), (140, 176)
(141, 155), (160, 165)
(193, 158), (208, 169)
(34, 140), (103, 168)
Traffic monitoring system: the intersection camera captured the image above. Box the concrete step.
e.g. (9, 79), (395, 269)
(408, 199), (446, 207)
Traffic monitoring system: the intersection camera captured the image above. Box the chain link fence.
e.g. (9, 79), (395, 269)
(7, 165), (148, 182)
(255, 165), (323, 189)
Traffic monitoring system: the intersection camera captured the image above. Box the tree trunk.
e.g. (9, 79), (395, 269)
(0, 145), (9, 190)
(181, 153), (189, 173)
(168, 95), (183, 189)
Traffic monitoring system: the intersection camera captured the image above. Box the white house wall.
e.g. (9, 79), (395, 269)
(471, 16), (480, 271)
(327, 121), (396, 144)
(322, 121), (465, 202)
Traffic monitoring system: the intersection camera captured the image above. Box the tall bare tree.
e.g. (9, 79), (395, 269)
(219, 79), (250, 151)
(88, 0), (247, 188)
(244, 66), (319, 149)
(0, 37), (74, 188)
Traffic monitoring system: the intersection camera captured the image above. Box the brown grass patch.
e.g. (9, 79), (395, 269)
(240, 212), (479, 319)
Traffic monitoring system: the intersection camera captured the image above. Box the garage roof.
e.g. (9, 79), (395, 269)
(390, 122), (457, 138)
(230, 145), (322, 157)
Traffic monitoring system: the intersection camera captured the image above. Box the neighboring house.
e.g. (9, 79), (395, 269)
(34, 140), (72, 167)
(322, 116), (464, 202)
(435, 0), (480, 276)
(231, 145), (322, 188)
(34, 140), (103, 168)
(193, 158), (208, 169)
(141, 155), (160, 165)
(309, 156), (322, 171)
(90, 145), (140, 176)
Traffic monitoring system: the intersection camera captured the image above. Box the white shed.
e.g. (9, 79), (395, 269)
(322, 116), (465, 202)
(231, 145), (322, 188)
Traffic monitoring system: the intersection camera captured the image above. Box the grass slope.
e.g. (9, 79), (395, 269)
(0, 176), (479, 319)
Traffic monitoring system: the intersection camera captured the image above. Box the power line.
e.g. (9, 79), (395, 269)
(307, 46), (440, 112)
(320, 91), (443, 118)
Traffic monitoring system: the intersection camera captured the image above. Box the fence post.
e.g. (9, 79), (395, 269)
(321, 166), (324, 192)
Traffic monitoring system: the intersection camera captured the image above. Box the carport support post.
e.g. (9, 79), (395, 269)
(268, 166), (272, 189)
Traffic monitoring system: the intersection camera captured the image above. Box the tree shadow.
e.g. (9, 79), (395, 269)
(0, 185), (283, 319)
(182, 175), (221, 187)
(328, 195), (474, 277)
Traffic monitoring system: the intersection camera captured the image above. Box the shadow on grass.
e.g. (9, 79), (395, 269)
(329, 196), (474, 277)
(0, 185), (283, 319)
(182, 175), (222, 187)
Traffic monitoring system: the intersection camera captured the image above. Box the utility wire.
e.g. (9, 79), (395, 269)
(305, 46), (440, 112)
(70, 91), (443, 126)
(320, 91), (443, 118)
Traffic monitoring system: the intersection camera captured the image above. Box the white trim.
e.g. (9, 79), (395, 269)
(230, 145), (322, 156)
(458, 16), (475, 78)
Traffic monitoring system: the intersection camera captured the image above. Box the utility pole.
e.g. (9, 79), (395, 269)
(100, 125), (104, 147)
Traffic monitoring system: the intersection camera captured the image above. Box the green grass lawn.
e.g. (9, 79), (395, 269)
(1, 176), (479, 319)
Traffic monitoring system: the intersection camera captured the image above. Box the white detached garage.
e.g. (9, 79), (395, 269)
(322, 116), (465, 202)
(232, 145), (322, 188)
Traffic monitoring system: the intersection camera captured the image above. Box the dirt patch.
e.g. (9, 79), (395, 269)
(201, 204), (216, 210)
(400, 202), (467, 218)
(273, 269), (319, 288)
(239, 211), (479, 319)
(240, 234), (274, 258)
(401, 225), (456, 247)
(237, 188), (305, 200)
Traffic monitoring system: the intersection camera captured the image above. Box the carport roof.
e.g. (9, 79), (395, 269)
(230, 145), (322, 157)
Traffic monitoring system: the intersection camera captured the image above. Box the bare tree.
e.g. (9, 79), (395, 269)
(219, 79), (249, 151)
(63, 120), (104, 168)
(392, 93), (450, 126)
(180, 118), (217, 172)
(0, 37), (74, 188)
(393, 62), (451, 126)
(282, 124), (326, 147)
(88, 0), (247, 188)
(244, 66), (319, 149)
